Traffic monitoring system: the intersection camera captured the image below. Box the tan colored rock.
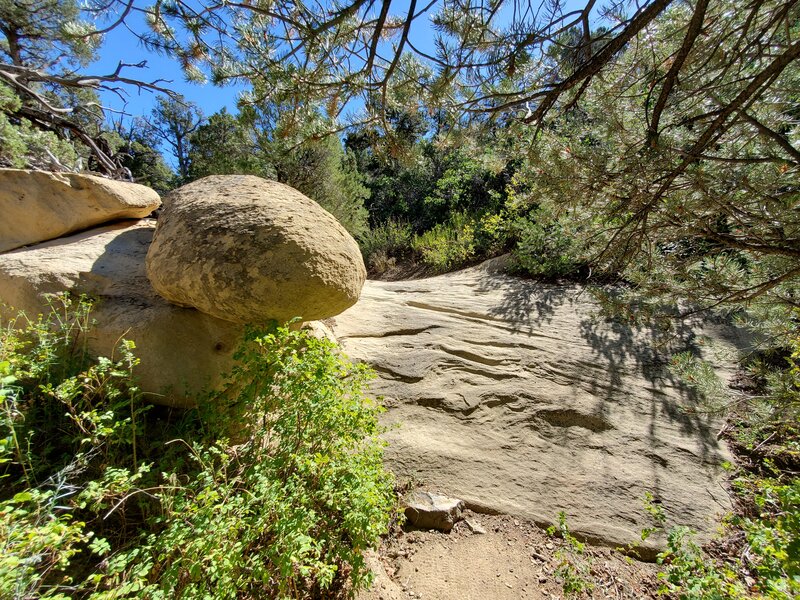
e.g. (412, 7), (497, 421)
(145, 175), (366, 324)
(0, 169), (160, 253)
(404, 491), (464, 532)
(331, 263), (747, 553)
(0, 220), (242, 408)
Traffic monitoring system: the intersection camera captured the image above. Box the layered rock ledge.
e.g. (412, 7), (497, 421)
(332, 260), (744, 554)
(0, 221), (242, 407)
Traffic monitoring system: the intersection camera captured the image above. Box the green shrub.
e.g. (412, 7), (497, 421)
(736, 478), (800, 598)
(411, 212), (477, 272)
(511, 211), (586, 279)
(123, 324), (396, 598)
(547, 512), (594, 596)
(0, 83), (82, 171)
(1, 295), (146, 599)
(358, 219), (414, 273)
(1, 296), (395, 598)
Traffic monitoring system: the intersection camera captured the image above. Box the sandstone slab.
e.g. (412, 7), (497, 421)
(332, 262), (745, 553)
(404, 491), (465, 532)
(0, 169), (160, 253)
(0, 220), (242, 407)
(146, 175), (366, 324)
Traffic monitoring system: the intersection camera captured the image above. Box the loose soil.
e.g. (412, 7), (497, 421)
(358, 511), (662, 600)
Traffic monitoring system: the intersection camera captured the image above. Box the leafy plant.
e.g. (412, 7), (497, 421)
(547, 511), (594, 596)
(1, 294), (147, 599)
(656, 526), (747, 600)
(117, 324), (396, 598)
(1, 297), (396, 599)
(735, 478), (800, 598)
(412, 212), (477, 272)
(358, 219), (414, 274)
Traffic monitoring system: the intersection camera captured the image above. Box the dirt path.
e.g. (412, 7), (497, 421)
(358, 511), (661, 600)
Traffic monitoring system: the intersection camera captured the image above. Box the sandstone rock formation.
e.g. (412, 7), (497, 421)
(0, 169), (160, 253)
(0, 221), (242, 407)
(146, 175), (366, 324)
(404, 491), (465, 532)
(331, 261), (745, 554)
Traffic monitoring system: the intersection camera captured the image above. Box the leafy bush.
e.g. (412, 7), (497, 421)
(547, 512), (594, 596)
(358, 219), (414, 274)
(1, 296), (395, 598)
(1, 295), (146, 599)
(647, 476), (799, 600)
(121, 324), (396, 598)
(645, 317), (800, 599)
(412, 213), (477, 273)
(736, 478), (800, 598)
(0, 84), (82, 171)
(511, 210), (587, 279)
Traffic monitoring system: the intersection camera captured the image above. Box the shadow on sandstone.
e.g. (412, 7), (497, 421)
(477, 270), (725, 462)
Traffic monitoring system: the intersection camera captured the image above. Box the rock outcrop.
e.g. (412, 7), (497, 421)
(0, 171), (369, 407)
(146, 175), (366, 324)
(404, 491), (465, 532)
(0, 169), (160, 253)
(0, 221), (242, 407)
(331, 260), (744, 554)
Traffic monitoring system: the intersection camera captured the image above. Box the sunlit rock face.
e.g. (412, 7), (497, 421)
(0, 221), (242, 408)
(0, 168), (160, 253)
(146, 175), (366, 324)
(332, 258), (744, 555)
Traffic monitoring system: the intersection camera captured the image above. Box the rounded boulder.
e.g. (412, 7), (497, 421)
(145, 175), (366, 324)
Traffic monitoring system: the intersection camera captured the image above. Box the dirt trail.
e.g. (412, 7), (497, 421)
(359, 512), (660, 600)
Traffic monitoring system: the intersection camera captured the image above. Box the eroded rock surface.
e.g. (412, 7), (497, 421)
(404, 491), (465, 532)
(146, 175), (366, 324)
(332, 261), (744, 553)
(0, 169), (160, 253)
(0, 220), (242, 407)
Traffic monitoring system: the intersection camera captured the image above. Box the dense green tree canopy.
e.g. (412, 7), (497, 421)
(2, 0), (797, 184)
(504, 0), (799, 319)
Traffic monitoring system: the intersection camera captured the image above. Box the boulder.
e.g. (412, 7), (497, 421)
(331, 263), (747, 554)
(0, 169), (160, 253)
(404, 491), (465, 532)
(146, 175), (366, 324)
(0, 220), (242, 408)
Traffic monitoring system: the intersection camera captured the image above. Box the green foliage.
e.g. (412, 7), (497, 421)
(187, 107), (370, 238)
(111, 128), (176, 194)
(546, 512), (594, 596)
(644, 474), (800, 599)
(511, 209), (587, 279)
(146, 96), (203, 182)
(187, 108), (263, 180)
(411, 212), (478, 273)
(0, 83), (81, 170)
(274, 136), (371, 239)
(358, 220), (414, 275)
(0, 0), (99, 68)
(1, 297), (395, 598)
(505, 0), (799, 312)
(409, 210), (513, 273)
(656, 526), (747, 600)
(119, 324), (395, 598)
(1, 294), (146, 598)
(736, 478), (800, 597)
(668, 352), (731, 414)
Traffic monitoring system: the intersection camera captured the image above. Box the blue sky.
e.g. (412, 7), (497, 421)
(89, 9), (244, 121)
(89, 0), (600, 124)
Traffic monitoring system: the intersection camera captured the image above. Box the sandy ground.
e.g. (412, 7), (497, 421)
(358, 511), (661, 600)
